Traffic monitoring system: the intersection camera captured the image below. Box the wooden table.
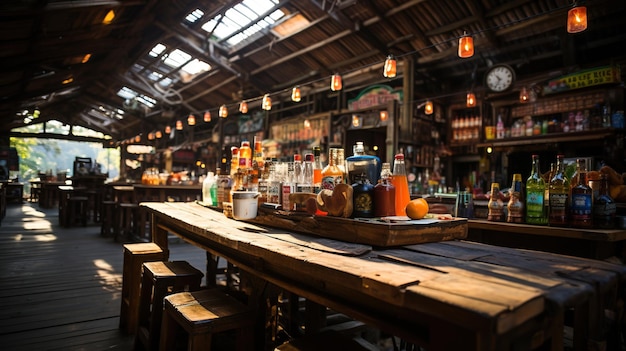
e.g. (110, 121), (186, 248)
(468, 219), (626, 260)
(142, 202), (626, 351)
(133, 183), (202, 202)
(38, 181), (67, 208)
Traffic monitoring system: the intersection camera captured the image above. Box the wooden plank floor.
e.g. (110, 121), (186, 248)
(0, 200), (208, 351)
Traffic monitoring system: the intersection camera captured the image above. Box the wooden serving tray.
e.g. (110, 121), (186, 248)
(250, 210), (467, 247)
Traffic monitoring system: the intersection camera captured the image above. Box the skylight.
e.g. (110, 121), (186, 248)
(199, 0), (285, 46)
(117, 87), (156, 109)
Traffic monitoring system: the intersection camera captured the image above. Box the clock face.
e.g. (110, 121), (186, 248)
(485, 64), (515, 92)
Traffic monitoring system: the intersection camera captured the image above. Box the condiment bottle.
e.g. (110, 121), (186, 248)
(374, 163), (395, 217)
(525, 154), (547, 225)
(593, 174), (616, 229)
(506, 173), (524, 223)
(548, 154), (569, 227)
(312, 146), (323, 193)
(570, 159), (593, 228)
(321, 148), (343, 191)
(487, 182), (504, 221)
(391, 154), (410, 216)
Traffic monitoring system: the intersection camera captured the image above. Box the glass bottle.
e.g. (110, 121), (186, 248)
(548, 154), (569, 226)
(525, 155), (547, 225)
(313, 146), (323, 193)
(487, 182), (504, 221)
(391, 154), (410, 216)
(506, 173), (524, 223)
(293, 153), (304, 186)
(239, 140), (252, 170)
(229, 146), (239, 178)
(374, 163), (395, 217)
(336, 148), (346, 183)
(300, 153), (314, 193)
(570, 159), (593, 228)
(345, 141), (381, 186)
(352, 175), (375, 218)
(593, 174), (616, 229)
(321, 148), (343, 191)
(202, 171), (215, 206)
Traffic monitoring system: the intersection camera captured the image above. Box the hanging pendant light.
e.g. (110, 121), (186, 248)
(175, 120), (183, 130)
(458, 31), (474, 58)
(466, 92), (476, 107)
(148, 132), (155, 141)
(425, 100), (434, 115)
(383, 55), (397, 78)
(156, 130), (163, 139)
(303, 119), (311, 129)
(330, 73), (342, 91)
(219, 105), (228, 118)
(567, 4), (587, 33)
(291, 86), (302, 102)
(187, 114), (196, 126)
(203, 111), (211, 122)
(239, 101), (248, 114)
(352, 115), (362, 128)
(262, 94), (272, 110)
(519, 87), (530, 103)
(165, 125), (171, 134)
(135, 135), (141, 143)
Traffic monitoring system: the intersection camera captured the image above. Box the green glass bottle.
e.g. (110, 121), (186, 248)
(525, 155), (547, 225)
(548, 154), (569, 226)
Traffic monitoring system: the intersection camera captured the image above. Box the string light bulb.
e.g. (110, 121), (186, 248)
(262, 94), (272, 110)
(219, 105), (228, 118)
(203, 111), (211, 122)
(303, 119), (311, 129)
(135, 135), (141, 142)
(567, 4), (587, 33)
(330, 73), (342, 91)
(165, 125), (171, 134)
(148, 132), (155, 140)
(458, 31), (474, 58)
(379, 110), (389, 122)
(425, 100), (434, 115)
(239, 101), (248, 113)
(519, 87), (530, 103)
(291, 86), (301, 102)
(187, 114), (196, 126)
(175, 120), (183, 130)
(466, 92), (476, 107)
(383, 55), (397, 78)
(156, 130), (162, 139)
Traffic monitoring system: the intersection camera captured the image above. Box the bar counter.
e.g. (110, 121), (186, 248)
(468, 219), (626, 260)
(142, 202), (626, 350)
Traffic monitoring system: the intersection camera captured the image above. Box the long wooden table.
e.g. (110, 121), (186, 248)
(142, 202), (626, 351)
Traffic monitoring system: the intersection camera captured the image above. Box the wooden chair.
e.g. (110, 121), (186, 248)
(159, 289), (255, 351)
(134, 261), (203, 351)
(100, 200), (117, 237)
(119, 243), (167, 335)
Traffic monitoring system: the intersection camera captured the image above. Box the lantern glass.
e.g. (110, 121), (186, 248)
(176, 120), (183, 130)
(239, 101), (248, 113)
(291, 87), (301, 102)
(330, 74), (342, 91)
(466, 93), (476, 107)
(219, 105), (228, 118)
(567, 6), (587, 33)
(425, 101), (434, 115)
(458, 34), (474, 58)
(383, 56), (397, 78)
(203, 111), (211, 122)
(262, 94), (272, 110)
(187, 114), (196, 126)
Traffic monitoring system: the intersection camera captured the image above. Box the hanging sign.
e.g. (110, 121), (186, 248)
(543, 65), (621, 95)
(348, 84), (402, 110)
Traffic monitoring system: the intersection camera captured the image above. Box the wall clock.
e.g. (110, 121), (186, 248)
(484, 64), (515, 93)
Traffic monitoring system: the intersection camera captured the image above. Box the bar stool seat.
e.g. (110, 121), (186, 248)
(135, 260), (204, 351)
(100, 200), (117, 237)
(119, 243), (167, 335)
(159, 289), (255, 351)
(117, 202), (139, 242)
(67, 196), (89, 227)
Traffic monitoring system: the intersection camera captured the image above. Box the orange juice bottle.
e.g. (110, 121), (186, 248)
(391, 153), (410, 216)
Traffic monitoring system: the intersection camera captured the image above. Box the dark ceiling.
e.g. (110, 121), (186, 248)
(1, 0), (625, 144)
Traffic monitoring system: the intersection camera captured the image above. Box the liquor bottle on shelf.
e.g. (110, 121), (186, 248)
(548, 154), (569, 227)
(391, 154), (410, 216)
(374, 163), (395, 217)
(593, 174), (616, 229)
(352, 175), (374, 218)
(229, 146), (239, 178)
(487, 182), (504, 221)
(506, 173), (524, 223)
(299, 154), (314, 193)
(496, 115), (505, 139)
(525, 155), (547, 225)
(570, 159), (593, 228)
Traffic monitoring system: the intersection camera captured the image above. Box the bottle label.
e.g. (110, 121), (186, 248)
(353, 192), (374, 216)
(549, 193), (568, 210)
(570, 193), (592, 216)
(593, 202), (616, 217)
(321, 176), (342, 190)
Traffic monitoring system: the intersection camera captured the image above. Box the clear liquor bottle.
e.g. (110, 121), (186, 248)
(548, 154), (569, 226)
(525, 155), (547, 225)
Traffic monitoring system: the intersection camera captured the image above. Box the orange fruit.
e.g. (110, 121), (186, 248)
(406, 198), (429, 220)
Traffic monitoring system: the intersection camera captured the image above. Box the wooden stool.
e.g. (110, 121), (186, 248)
(67, 196), (89, 226)
(117, 202), (139, 242)
(135, 261), (204, 351)
(159, 289), (255, 351)
(100, 200), (117, 237)
(119, 243), (167, 335)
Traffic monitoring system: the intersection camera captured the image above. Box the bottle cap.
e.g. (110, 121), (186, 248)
(305, 154), (314, 162)
(394, 154), (404, 160)
(293, 154), (302, 161)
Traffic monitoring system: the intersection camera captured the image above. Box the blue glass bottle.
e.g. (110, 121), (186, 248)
(345, 142), (381, 186)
